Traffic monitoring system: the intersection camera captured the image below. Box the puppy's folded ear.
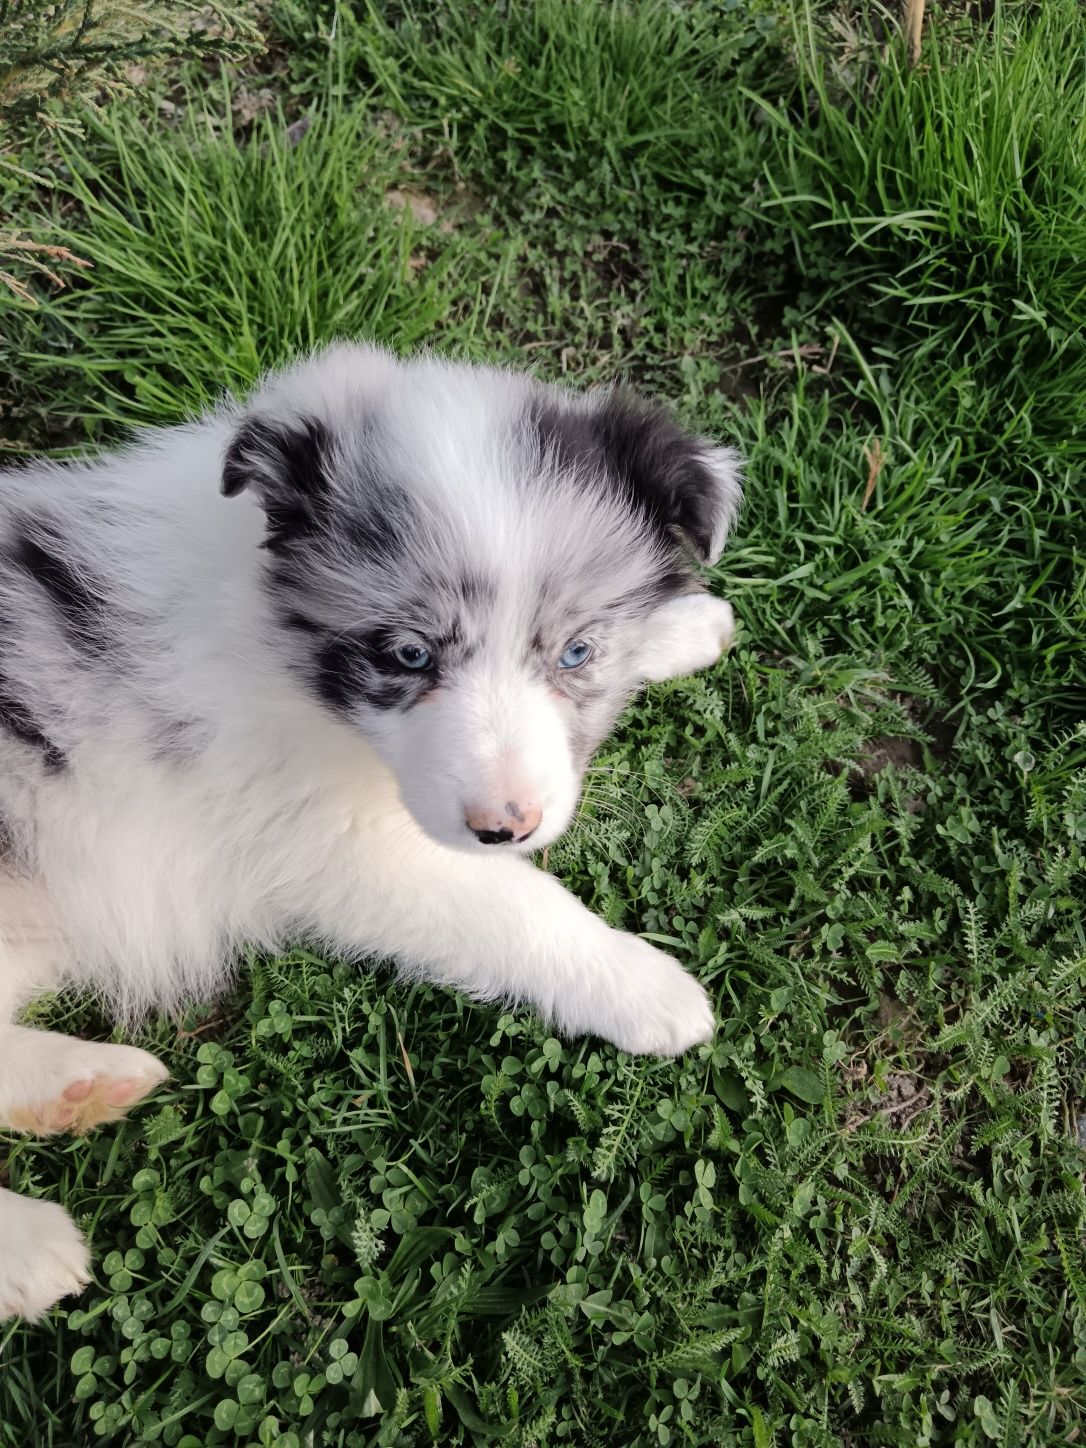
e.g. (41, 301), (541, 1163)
(536, 392), (743, 565)
(221, 413), (333, 550)
(592, 395), (743, 565)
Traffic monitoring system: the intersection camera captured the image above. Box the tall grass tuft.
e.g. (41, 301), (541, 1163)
(14, 87), (479, 435)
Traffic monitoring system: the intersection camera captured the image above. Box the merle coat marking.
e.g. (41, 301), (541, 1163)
(0, 343), (741, 1319)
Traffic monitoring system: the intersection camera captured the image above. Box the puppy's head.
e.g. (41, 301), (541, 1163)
(222, 345), (742, 852)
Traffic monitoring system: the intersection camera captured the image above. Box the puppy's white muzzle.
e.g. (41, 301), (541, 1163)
(376, 673), (581, 854)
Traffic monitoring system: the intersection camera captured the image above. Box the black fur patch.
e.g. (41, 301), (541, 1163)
(13, 522), (115, 658)
(313, 629), (432, 715)
(280, 609), (325, 636)
(340, 483), (414, 565)
(0, 674), (66, 772)
(615, 567), (694, 614)
(455, 571), (495, 608)
(222, 415), (334, 553)
(532, 394), (723, 562)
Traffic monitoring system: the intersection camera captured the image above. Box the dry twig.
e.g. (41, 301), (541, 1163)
(904, 0), (926, 68)
(862, 438), (884, 511)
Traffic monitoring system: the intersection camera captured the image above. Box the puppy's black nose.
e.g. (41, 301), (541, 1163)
(472, 826), (515, 845)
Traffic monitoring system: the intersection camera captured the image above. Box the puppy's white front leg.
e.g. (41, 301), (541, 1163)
(637, 591), (735, 683)
(311, 833), (714, 1056)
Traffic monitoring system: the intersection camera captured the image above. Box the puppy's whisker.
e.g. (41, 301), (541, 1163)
(579, 780), (648, 831)
(579, 798), (643, 839)
(583, 764), (677, 810)
(580, 800), (635, 829)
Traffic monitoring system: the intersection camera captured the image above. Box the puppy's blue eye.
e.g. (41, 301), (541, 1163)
(393, 644), (432, 671)
(558, 639), (593, 670)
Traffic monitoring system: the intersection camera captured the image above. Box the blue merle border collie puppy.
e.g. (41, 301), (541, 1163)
(0, 343), (741, 1317)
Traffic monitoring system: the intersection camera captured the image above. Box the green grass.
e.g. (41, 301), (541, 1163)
(6, 90), (495, 440)
(2, 2), (1085, 1444)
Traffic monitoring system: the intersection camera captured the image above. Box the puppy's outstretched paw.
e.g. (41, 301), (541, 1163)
(638, 593), (736, 684)
(562, 932), (716, 1058)
(2, 1037), (168, 1136)
(0, 1193), (90, 1321)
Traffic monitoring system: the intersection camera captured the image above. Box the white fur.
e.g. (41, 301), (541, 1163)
(0, 1189), (91, 1320)
(638, 594), (736, 683)
(0, 1026), (168, 1133)
(0, 343), (742, 1318)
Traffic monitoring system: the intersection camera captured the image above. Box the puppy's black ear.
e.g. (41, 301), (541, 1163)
(592, 395), (743, 565)
(536, 393), (743, 565)
(221, 414), (333, 551)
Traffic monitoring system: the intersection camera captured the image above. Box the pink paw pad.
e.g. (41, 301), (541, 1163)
(9, 1063), (168, 1136)
(104, 1079), (144, 1108)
